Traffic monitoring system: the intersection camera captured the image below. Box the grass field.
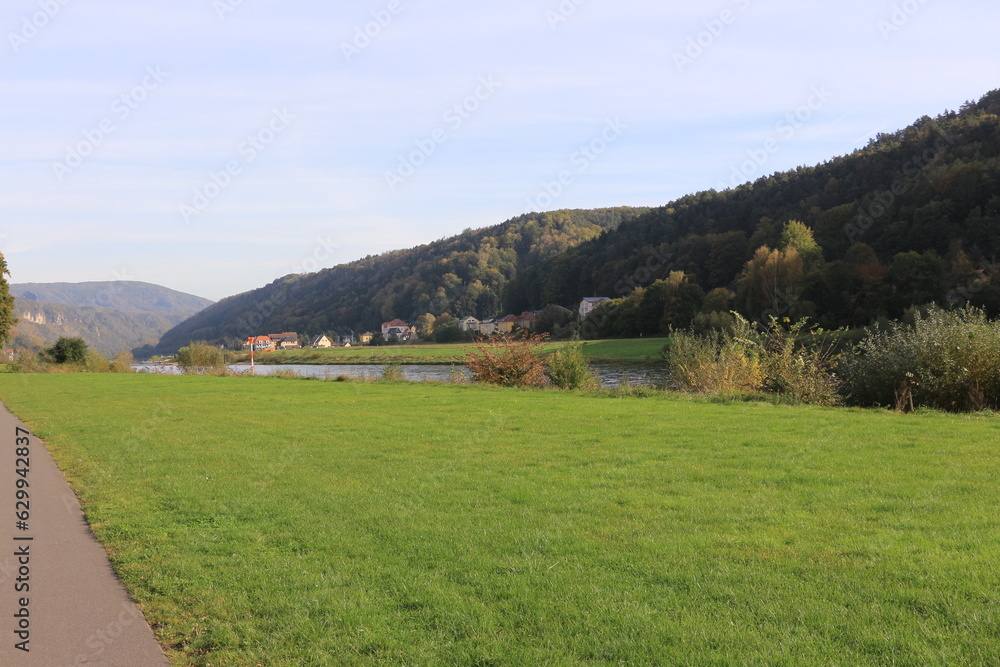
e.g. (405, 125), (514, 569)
(242, 337), (669, 366)
(1, 374), (998, 665)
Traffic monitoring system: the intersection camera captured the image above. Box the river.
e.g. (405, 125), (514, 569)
(133, 363), (669, 387)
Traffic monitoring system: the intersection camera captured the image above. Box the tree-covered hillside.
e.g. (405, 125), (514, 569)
(11, 281), (213, 314)
(146, 208), (648, 354)
(12, 302), (203, 357)
(506, 90), (1000, 330)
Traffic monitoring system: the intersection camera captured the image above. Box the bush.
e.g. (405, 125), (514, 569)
(759, 318), (842, 406)
(839, 307), (1000, 412)
(177, 342), (229, 373)
(665, 317), (764, 395)
(110, 351), (135, 373)
(546, 336), (597, 390)
(380, 361), (404, 382)
(466, 333), (548, 388)
(666, 315), (841, 405)
(41, 337), (88, 365)
(84, 350), (111, 373)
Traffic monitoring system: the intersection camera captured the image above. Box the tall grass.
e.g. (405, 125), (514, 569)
(665, 315), (841, 405)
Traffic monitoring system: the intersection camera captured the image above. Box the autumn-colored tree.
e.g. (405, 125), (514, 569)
(414, 313), (436, 339)
(736, 246), (805, 321)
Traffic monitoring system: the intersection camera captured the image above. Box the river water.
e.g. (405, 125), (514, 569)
(134, 363), (669, 387)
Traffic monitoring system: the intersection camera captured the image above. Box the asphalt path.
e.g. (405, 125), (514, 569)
(0, 402), (168, 666)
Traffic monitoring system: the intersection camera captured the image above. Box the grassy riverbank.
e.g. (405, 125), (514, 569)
(1, 374), (998, 665)
(237, 337), (669, 366)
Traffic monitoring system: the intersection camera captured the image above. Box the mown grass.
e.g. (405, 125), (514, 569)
(0, 374), (998, 665)
(243, 337), (669, 366)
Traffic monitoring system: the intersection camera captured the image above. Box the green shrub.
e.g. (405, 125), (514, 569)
(666, 315), (841, 405)
(40, 337), (88, 364)
(840, 307), (1000, 412)
(760, 318), (842, 406)
(380, 361), (404, 382)
(665, 316), (764, 395)
(546, 337), (597, 390)
(177, 342), (228, 373)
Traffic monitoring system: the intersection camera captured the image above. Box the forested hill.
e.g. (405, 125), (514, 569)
(146, 208), (648, 354)
(11, 281), (213, 313)
(505, 90), (1000, 328)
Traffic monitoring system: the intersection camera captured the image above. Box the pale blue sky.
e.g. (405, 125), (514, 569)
(1, 0), (997, 301)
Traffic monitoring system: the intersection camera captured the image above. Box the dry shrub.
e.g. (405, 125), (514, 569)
(466, 333), (548, 388)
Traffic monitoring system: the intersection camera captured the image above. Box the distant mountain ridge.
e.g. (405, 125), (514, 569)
(11, 281), (213, 313)
(10, 282), (214, 356)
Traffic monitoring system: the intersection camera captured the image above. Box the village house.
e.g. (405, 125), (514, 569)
(358, 332), (374, 344)
(269, 332), (302, 350)
(579, 297), (611, 320)
(497, 315), (519, 334)
(459, 316), (480, 333)
(311, 335), (333, 349)
(243, 336), (275, 352)
(381, 319), (415, 341)
(514, 311), (537, 330)
(478, 317), (499, 335)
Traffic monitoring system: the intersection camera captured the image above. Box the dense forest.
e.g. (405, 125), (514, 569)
(507, 90), (1000, 334)
(145, 208), (648, 354)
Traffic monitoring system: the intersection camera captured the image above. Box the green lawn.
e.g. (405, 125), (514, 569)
(245, 337), (669, 366)
(1, 374), (998, 665)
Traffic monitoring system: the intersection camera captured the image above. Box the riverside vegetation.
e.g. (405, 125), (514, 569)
(0, 373), (997, 665)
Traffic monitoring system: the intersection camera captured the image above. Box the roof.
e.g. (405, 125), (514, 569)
(582, 297), (611, 303)
(500, 314), (519, 322)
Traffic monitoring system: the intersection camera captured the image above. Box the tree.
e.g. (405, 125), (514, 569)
(414, 313), (436, 339)
(736, 246), (805, 321)
(0, 253), (16, 348)
(44, 337), (88, 364)
(779, 220), (823, 270)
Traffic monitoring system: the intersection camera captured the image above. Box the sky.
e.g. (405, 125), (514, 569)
(1, 0), (997, 302)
